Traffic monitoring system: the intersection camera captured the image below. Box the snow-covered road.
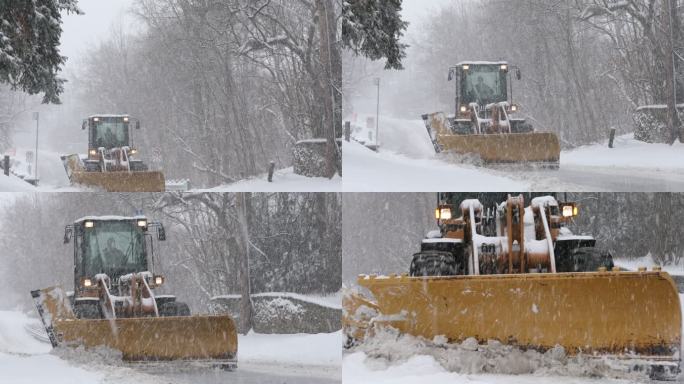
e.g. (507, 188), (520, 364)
(344, 116), (684, 192)
(0, 147), (341, 192)
(0, 310), (341, 383)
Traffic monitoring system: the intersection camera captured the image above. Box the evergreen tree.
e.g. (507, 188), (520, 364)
(0, 0), (81, 103)
(342, 0), (408, 70)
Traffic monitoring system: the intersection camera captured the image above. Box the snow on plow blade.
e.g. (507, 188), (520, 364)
(357, 271), (681, 362)
(423, 113), (560, 166)
(61, 154), (165, 192)
(31, 287), (237, 366)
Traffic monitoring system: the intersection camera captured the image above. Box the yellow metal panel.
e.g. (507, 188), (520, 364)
(437, 132), (561, 164)
(34, 286), (236, 363)
(70, 171), (165, 192)
(54, 316), (237, 362)
(358, 271), (681, 358)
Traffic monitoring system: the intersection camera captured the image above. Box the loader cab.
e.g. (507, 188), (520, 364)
(449, 62), (522, 118)
(82, 115), (140, 160)
(455, 62), (510, 105)
(64, 216), (166, 293)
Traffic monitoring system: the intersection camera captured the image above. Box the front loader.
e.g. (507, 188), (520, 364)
(61, 115), (165, 192)
(344, 194), (681, 380)
(31, 216), (237, 368)
(422, 62), (560, 167)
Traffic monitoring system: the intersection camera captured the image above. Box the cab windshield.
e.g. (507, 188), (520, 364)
(83, 221), (146, 278)
(92, 117), (129, 149)
(461, 65), (507, 106)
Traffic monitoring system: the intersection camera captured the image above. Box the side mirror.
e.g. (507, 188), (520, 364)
(447, 68), (454, 81)
(157, 224), (166, 241)
(516, 69), (522, 80)
(64, 226), (73, 244)
(135, 121), (141, 130)
(81, 120), (88, 130)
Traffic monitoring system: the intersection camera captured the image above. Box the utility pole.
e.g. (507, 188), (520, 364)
(665, 0), (680, 143)
(32, 112), (39, 181)
(374, 77), (380, 146)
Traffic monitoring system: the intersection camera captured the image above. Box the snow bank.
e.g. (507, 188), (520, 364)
(615, 255), (684, 276)
(199, 167), (341, 192)
(211, 292), (341, 310)
(563, 134), (684, 171)
(239, 330), (342, 367)
(343, 140), (526, 192)
(0, 311), (51, 355)
(0, 173), (36, 192)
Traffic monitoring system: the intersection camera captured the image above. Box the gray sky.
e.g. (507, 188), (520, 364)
(401, 0), (456, 35)
(60, 0), (136, 63)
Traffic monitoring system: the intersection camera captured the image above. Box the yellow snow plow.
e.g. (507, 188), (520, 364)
(62, 154), (165, 192)
(344, 194), (681, 379)
(31, 216), (237, 367)
(423, 112), (560, 166)
(32, 286), (237, 364)
(61, 115), (165, 192)
(422, 62), (560, 168)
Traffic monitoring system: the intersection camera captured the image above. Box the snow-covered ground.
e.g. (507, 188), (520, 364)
(344, 140), (527, 192)
(240, 331), (341, 367)
(343, 116), (684, 192)
(199, 167), (341, 192)
(0, 147), (341, 192)
(0, 310), (340, 383)
(563, 134), (684, 170)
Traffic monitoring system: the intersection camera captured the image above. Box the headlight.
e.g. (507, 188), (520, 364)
(460, 105), (468, 113)
(89, 149), (97, 156)
(561, 203), (578, 218)
(123, 117), (129, 122)
(511, 105), (518, 112)
(129, 148), (138, 155)
(562, 205), (573, 217)
(93, 117), (99, 122)
(83, 278), (93, 287)
(154, 275), (164, 285)
(440, 208), (452, 220)
(84, 220), (94, 228)
(436, 206), (453, 220)
(137, 219), (147, 228)
(500, 64), (508, 71)
(462, 64), (470, 71)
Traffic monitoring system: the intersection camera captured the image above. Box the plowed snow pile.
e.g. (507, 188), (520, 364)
(343, 327), (652, 384)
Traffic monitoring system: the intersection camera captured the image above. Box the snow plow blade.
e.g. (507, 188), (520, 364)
(356, 271), (681, 363)
(31, 287), (237, 367)
(61, 154), (165, 192)
(423, 113), (560, 167)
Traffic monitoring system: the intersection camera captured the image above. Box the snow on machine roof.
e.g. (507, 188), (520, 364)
(456, 61), (508, 66)
(74, 215), (147, 223)
(87, 114), (131, 119)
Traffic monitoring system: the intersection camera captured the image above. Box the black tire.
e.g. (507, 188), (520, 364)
(557, 246), (614, 273)
(159, 301), (191, 317)
(409, 251), (458, 277)
(73, 301), (102, 319)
